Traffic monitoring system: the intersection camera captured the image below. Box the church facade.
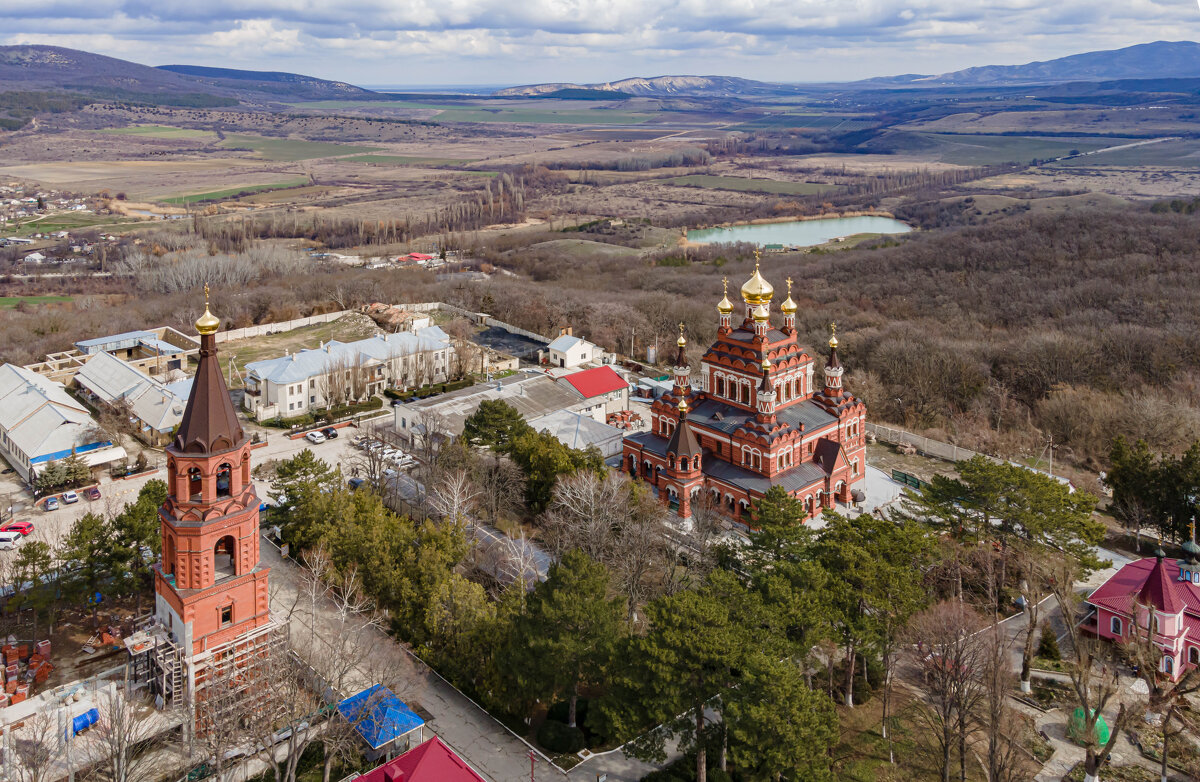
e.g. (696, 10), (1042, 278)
(622, 263), (867, 523)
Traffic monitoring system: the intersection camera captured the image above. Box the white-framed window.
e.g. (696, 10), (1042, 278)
(1110, 616), (1123, 636)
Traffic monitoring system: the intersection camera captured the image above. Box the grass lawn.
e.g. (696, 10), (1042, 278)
(222, 317), (379, 385)
(343, 154), (476, 167)
(8, 212), (141, 235)
(894, 133), (1133, 166)
(661, 174), (839, 196)
(216, 134), (382, 161)
(161, 177), (311, 204)
(1050, 137), (1200, 168)
(0, 295), (73, 309)
(97, 124), (215, 139)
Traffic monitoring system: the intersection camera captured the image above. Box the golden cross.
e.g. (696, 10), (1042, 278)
(204, 283), (210, 306)
(722, 277), (729, 295)
(678, 321), (686, 339)
(786, 277), (793, 295)
(830, 321), (837, 338)
(753, 247), (761, 268)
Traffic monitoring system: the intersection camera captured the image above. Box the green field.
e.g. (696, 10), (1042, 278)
(162, 177), (311, 204)
(661, 175), (838, 196)
(97, 124), (215, 139)
(1049, 137), (1200, 168)
(731, 113), (877, 132)
(216, 135), (382, 161)
(343, 154), (476, 167)
(432, 107), (652, 125)
(9, 212), (140, 235)
(0, 295), (74, 309)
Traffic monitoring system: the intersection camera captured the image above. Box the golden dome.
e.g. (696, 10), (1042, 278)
(195, 284), (220, 336)
(753, 303), (770, 323)
(828, 321), (838, 349)
(717, 277), (734, 314)
(761, 358), (771, 371)
(678, 397), (689, 413)
(741, 250), (774, 305)
(781, 277), (797, 314)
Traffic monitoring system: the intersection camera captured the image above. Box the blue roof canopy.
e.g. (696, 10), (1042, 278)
(337, 684), (424, 750)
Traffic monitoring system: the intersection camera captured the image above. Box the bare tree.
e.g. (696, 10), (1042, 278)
(429, 469), (479, 524)
(8, 710), (67, 782)
(91, 680), (180, 782)
(1015, 545), (1058, 694)
(1052, 559), (1130, 782)
(908, 600), (987, 782)
(317, 355), (349, 410)
(473, 452), (523, 525)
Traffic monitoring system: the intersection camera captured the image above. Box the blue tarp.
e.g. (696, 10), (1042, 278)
(337, 684), (424, 750)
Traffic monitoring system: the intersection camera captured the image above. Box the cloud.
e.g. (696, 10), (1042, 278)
(1, 0), (1194, 84)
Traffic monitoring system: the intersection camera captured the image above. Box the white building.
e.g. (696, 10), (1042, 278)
(243, 326), (454, 421)
(0, 364), (125, 482)
(555, 365), (631, 422)
(74, 352), (192, 446)
(544, 332), (604, 369)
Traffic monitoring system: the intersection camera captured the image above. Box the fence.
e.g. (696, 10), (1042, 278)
(867, 422), (982, 464)
(214, 310), (355, 343)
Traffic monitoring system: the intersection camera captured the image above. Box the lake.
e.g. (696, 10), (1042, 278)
(687, 215), (911, 247)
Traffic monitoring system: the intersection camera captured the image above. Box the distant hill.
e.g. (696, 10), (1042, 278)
(157, 64), (372, 99)
(866, 41), (1200, 86)
(497, 75), (806, 98)
(0, 45), (377, 103)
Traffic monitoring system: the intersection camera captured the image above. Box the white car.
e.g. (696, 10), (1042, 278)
(61, 490), (79, 504)
(382, 448), (403, 461)
(304, 431), (326, 444)
(0, 531), (22, 550)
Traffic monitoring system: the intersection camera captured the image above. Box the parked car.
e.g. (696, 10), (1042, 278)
(348, 477), (365, 491)
(62, 490), (79, 504)
(350, 435), (368, 449)
(382, 448), (403, 461)
(0, 531), (21, 551)
(321, 427), (338, 439)
(43, 497), (60, 511)
(382, 468), (398, 480)
(304, 431), (326, 444)
(1, 521), (33, 536)
(84, 486), (101, 501)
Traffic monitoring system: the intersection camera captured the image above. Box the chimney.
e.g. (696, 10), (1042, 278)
(383, 765), (406, 782)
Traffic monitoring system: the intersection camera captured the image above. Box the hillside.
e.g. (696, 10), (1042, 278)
(0, 45), (380, 103)
(869, 40), (1200, 86)
(497, 75), (805, 98)
(157, 64), (373, 99)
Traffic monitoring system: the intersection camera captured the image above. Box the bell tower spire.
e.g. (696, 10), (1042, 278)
(673, 322), (690, 397)
(717, 277), (734, 334)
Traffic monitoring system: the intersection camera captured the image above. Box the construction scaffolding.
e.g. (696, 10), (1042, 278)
(191, 621), (288, 736)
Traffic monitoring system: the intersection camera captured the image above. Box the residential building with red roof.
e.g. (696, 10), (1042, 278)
(557, 365), (630, 420)
(355, 736), (487, 782)
(1085, 542), (1200, 680)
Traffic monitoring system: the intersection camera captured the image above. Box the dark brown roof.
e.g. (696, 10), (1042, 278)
(666, 414), (702, 460)
(813, 437), (845, 476)
(827, 344), (842, 371)
(173, 333), (244, 454)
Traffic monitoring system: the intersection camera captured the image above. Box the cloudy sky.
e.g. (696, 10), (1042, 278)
(2, 0), (1195, 87)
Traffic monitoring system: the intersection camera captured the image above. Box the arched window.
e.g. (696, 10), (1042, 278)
(1110, 616), (1123, 636)
(216, 462), (233, 497)
(163, 535), (175, 575)
(1165, 656), (1174, 674)
(1190, 647), (1200, 665)
(188, 467), (202, 501)
(214, 535), (237, 579)
(716, 377), (725, 397)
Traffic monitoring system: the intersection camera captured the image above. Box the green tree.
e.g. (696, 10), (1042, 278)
(516, 550), (624, 727)
(35, 460), (67, 494)
(725, 654), (838, 782)
(11, 541), (54, 642)
(270, 449), (341, 549)
(509, 429), (603, 512)
(61, 450), (91, 486)
(60, 512), (112, 628)
(601, 571), (757, 782)
(109, 479), (167, 615)
(747, 485), (808, 562)
(461, 400), (532, 450)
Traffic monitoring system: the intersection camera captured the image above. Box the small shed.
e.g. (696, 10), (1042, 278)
(338, 684), (426, 761)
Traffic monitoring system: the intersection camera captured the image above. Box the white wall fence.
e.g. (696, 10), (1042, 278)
(215, 310), (354, 343)
(867, 422), (982, 464)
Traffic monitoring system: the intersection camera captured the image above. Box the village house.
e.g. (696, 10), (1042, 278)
(74, 352), (192, 446)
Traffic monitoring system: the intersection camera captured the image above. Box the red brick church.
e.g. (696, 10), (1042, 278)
(622, 262), (867, 523)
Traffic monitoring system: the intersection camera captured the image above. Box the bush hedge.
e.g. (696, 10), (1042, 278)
(262, 397), (384, 429)
(537, 720), (585, 754)
(384, 377), (475, 403)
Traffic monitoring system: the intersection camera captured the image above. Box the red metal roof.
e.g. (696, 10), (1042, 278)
(408, 253), (434, 261)
(357, 737), (486, 782)
(560, 366), (628, 399)
(1089, 556), (1198, 618)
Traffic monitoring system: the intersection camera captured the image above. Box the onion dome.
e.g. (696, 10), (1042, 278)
(780, 277), (797, 314)
(717, 277), (734, 314)
(741, 251), (774, 305)
(753, 303), (770, 323)
(195, 284), (220, 335)
(828, 321), (839, 350)
(677, 322), (687, 347)
(1184, 538), (1200, 565)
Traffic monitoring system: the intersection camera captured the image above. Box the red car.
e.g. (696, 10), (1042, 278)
(1, 521), (34, 536)
(84, 486), (101, 501)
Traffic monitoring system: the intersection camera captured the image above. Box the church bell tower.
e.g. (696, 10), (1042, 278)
(154, 287), (271, 660)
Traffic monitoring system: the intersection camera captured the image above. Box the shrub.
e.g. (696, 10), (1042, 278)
(1037, 624), (1061, 661)
(537, 720), (585, 754)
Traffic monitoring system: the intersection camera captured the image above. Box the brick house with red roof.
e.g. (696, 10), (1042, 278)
(621, 262), (867, 523)
(1086, 543), (1200, 680)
